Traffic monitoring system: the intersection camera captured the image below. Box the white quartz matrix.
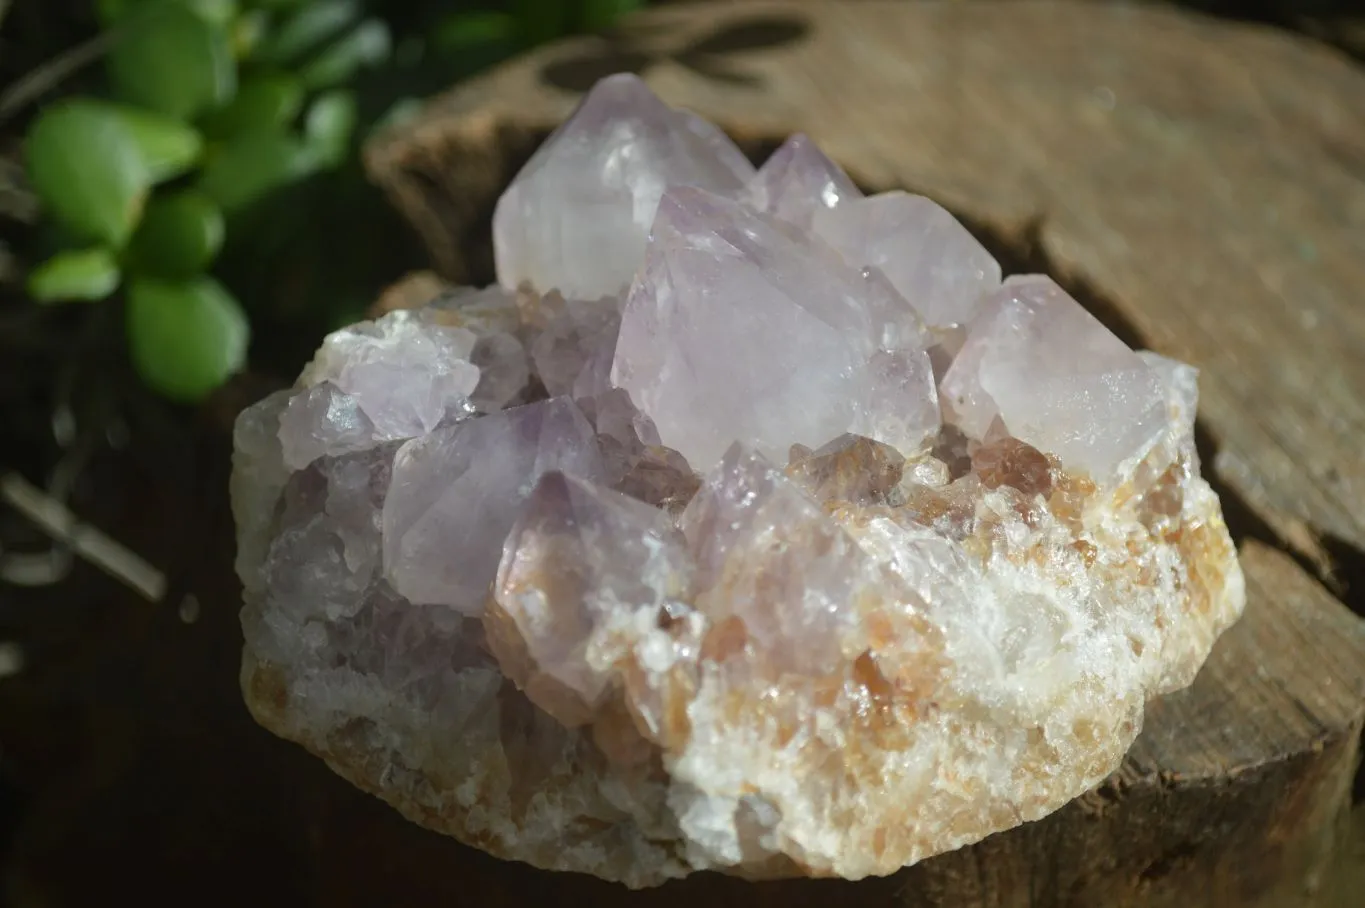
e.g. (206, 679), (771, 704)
(233, 73), (1244, 887)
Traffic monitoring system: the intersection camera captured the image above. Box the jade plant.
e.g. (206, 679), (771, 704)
(23, 0), (390, 402)
(20, 0), (645, 404)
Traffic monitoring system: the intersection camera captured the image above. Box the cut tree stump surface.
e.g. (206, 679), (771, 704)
(363, 2), (1365, 905)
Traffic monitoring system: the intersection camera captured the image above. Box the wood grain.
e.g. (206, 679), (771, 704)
(355, 2), (1365, 903)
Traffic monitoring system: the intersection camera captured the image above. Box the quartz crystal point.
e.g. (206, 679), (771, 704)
(529, 294), (621, 398)
(486, 470), (693, 727)
(612, 185), (939, 469)
(740, 132), (862, 228)
(277, 382), (377, 470)
(813, 190), (1003, 328)
(679, 443), (896, 676)
(785, 433), (906, 505)
(939, 275), (1167, 482)
(492, 72), (755, 301)
(426, 285), (530, 411)
(234, 74), (1245, 890)
(382, 397), (606, 612)
(296, 308), (481, 445)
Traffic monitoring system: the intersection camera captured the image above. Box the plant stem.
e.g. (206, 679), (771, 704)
(0, 32), (114, 126)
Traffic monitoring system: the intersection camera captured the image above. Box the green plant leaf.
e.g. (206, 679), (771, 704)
(230, 8), (269, 59)
(580, 0), (643, 31)
(98, 0), (238, 27)
(513, 0), (570, 46)
(25, 100), (150, 248)
(187, 0), (236, 27)
(199, 73), (304, 137)
(107, 2), (237, 119)
(126, 190), (224, 277)
(108, 105), (204, 182)
(27, 248), (121, 303)
(432, 10), (516, 52)
(303, 89), (357, 169)
(96, 0), (135, 24)
(298, 18), (391, 90)
(197, 130), (317, 212)
(255, 0), (359, 64)
(126, 275), (249, 401)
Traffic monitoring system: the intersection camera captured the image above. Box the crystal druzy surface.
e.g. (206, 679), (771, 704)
(233, 73), (1245, 887)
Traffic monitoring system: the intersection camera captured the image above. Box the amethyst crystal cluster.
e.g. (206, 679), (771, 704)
(232, 74), (1243, 887)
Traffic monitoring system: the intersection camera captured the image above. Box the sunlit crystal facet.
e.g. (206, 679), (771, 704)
(493, 73), (755, 301)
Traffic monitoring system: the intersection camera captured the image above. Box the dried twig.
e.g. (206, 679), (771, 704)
(0, 32), (113, 126)
(0, 471), (166, 601)
(0, 153), (38, 224)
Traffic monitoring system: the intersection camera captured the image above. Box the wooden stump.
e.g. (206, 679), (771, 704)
(360, 2), (1365, 905)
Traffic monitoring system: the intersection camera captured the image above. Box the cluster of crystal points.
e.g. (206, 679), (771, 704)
(233, 74), (1244, 887)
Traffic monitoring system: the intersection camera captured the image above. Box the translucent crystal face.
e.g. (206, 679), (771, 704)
(812, 190), (1002, 329)
(610, 186), (940, 470)
(234, 73), (1244, 889)
(492, 73), (756, 301)
(381, 396), (606, 613)
(939, 276), (1167, 481)
(740, 132), (862, 229)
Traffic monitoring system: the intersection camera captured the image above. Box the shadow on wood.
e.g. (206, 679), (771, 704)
(540, 13), (813, 92)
